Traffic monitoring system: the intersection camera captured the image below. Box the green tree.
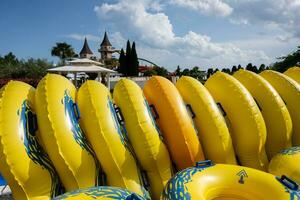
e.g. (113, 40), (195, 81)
(125, 40), (132, 76)
(175, 65), (181, 76)
(154, 66), (168, 76)
(246, 63), (253, 71)
(118, 48), (126, 74)
(143, 69), (157, 76)
(130, 42), (139, 76)
(273, 46), (300, 72)
(51, 42), (76, 64)
(259, 64), (266, 72)
(207, 68), (214, 78)
(237, 64), (243, 70)
(231, 65), (238, 74)
(182, 68), (190, 76)
(189, 66), (206, 80)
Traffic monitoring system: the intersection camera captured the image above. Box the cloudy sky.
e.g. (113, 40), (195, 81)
(1, 0), (300, 70)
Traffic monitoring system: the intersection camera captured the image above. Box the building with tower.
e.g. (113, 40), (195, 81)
(99, 31), (115, 63)
(79, 38), (94, 59)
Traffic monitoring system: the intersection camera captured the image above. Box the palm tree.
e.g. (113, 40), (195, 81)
(51, 42), (76, 64)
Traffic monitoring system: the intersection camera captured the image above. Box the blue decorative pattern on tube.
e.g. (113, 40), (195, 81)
(63, 90), (104, 186)
(19, 100), (64, 197)
(53, 186), (145, 200)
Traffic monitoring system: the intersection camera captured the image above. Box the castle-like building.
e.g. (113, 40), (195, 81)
(79, 32), (117, 67)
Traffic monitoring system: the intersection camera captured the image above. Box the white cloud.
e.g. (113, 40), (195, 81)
(227, 0), (300, 38)
(94, 0), (271, 70)
(65, 34), (100, 42)
(170, 0), (233, 17)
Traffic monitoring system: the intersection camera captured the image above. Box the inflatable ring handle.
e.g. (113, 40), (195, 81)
(73, 103), (81, 121)
(216, 102), (227, 117)
(149, 105), (159, 120)
(186, 104), (196, 119)
(196, 160), (214, 169)
(28, 112), (38, 134)
(115, 107), (125, 124)
(277, 175), (299, 190)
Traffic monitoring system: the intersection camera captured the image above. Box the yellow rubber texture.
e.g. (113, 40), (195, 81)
(176, 76), (236, 165)
(269, 147), (300, 184)
(285, 66), (300, 84)
(0, 81), (54, 200)
(205, 72), (268, 171)
(76, 80), (147, 198)
(261, 70), (300, 146)
(113, 79), (173, 200)
(53, 186), (146, 200)
(234, 70), (292, 159)
(162, 162), (297, 200)
(143, 76), (205, 170)
(35, 74), (98, 191)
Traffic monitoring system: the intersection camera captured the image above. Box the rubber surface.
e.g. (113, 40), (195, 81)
(113, 79), (173, 200)
(162, 161), (300, 200)
(176, 76), (236, 164)
(143, 76), (205, 170)
(205, 72), (268, 171)
(0, 81), (63, 200)
(53, 186), (146, 200)
(35, 74), (101, 191)
(261, 70), (300, 146)
(234, 70), (292, 159)
(77, 80), (148, 199)
(285, 67), (300, 84)
(269, 146), (300, 185)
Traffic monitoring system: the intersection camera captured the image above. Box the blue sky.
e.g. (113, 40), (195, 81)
(1, 0), (300, 70)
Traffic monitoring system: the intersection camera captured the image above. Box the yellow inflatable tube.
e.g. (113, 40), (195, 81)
(162, 160), (300, 200)
(269, 146), (300, 185)
(77, 80), (148, 199)
(234, 70), (292, 159)
(35, 74), (102, 191)
(205, 72), (268, 171)
(176, 76), (236, 164)
(143, 76), (205, 170)
(285, 67), (300, 84)
(53, 186), (146, 200)
(0, 81), (63, 200)
(113, 79), (173, 200)
(261, 70), (300, 146)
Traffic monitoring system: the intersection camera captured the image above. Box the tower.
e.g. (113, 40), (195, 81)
(79, 38), (93, 59)
(99, 31), (114, 62)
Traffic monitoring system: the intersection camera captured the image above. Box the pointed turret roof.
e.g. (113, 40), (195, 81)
(80, 38), (93, 55)
(100, 31), (112, 47)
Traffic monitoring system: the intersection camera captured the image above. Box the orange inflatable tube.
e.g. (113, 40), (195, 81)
(143, 76), (204, 170)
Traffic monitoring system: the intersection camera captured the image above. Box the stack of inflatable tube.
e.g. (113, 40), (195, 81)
(233, 70), (292, 159)
(261, 70), (300, 146)
(0, 81), (63, 200)
(53, 186), (146, 200)
(113, 79), (173, 199)
(76, 80), (149, 199)
(143, 76), (205, 170)
(162, 160), (300, 200)
(176, 76), (237, 164)
(35, 74), (102, 191)
(205, 72), (268, 171)
(285, 67), (300, 84)
(269, 146), (300, 184)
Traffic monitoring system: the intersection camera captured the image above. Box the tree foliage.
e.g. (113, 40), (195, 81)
(272, 46), (300, 72)
(51, 42), (76, 64)
(0, 52), (51, 79)
(118, 40), (139, 76)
